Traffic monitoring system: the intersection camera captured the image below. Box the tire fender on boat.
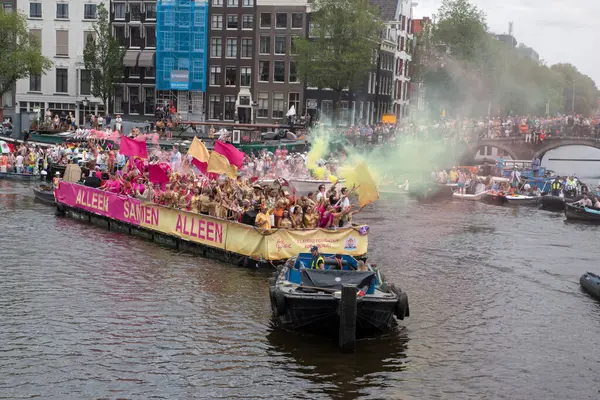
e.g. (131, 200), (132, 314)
(272, 289), (286, 317)
(393, 289), (409, 320)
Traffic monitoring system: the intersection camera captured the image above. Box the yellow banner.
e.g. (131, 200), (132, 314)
(265, 228), (368, 260)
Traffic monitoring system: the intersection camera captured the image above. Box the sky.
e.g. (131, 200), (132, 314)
(413, 0), (600, 87)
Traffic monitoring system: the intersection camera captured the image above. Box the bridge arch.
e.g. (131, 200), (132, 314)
(533, 139), (600, 160)
(458, 142), (519, 165)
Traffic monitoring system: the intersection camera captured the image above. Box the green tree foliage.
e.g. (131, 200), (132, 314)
(294, 0), (383, 121)
(0, 8), (52, 100)
(83, 2), (125, 112)
(415, 0), (598, 118)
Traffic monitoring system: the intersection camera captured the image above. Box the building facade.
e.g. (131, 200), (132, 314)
(205, 0), (256, 123)
(1, 0), (17, 121)
(253, 0), (306, 124)
(14, 0), (105, 126)
(111, 0), (158, 120)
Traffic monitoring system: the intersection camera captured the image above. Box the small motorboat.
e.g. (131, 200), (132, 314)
(452, 190), (489, 201)
(538, 194), (579, 211)
(505, 193), (540, 205)
(379, 180), (409, 195)
(0, 171), (41, 181)
(32, 184), (55, 204)
(481, 191), (508, 205)
(564, 203), (600, 222)
(269, 253), (409, 349)
(580, 272), (600, 300)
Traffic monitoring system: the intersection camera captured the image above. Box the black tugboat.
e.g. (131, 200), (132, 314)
(565, 203), (600, 222)
(269, 253), (409, 350)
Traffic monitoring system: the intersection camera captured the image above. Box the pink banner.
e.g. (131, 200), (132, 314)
(214, 140), (244, 168)
(148, 163), (170, 184)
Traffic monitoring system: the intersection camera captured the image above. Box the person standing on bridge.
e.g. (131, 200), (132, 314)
(531, 156), (541, 177)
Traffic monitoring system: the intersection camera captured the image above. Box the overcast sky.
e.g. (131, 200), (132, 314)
(413, 0), (600, 87)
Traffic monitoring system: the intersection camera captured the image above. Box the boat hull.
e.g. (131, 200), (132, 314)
(452, 191), (489, 201)
(481, 192), (507, 205)
(580, 272), (600, 300)
(505, 195), (540, 205)
(0, 172), (41, 181)
(289, 178), (342, 195)
(564, 203), (600, 222)
(33, 187), (55, 204)
(272, 291), (399, 336)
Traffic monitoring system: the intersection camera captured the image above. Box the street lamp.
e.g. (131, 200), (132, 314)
(82, 97), (89, 128)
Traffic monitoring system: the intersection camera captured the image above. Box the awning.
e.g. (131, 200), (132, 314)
(123, 50), (140, 67)
(138, 51), (155, 68)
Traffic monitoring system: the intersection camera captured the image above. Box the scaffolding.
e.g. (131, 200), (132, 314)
(156, 0), (208, 94)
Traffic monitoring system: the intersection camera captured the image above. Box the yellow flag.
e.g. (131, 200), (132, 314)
(187, 136), (209, 163)
(207, 151), (238, 179)
(355, 162), (379, 207)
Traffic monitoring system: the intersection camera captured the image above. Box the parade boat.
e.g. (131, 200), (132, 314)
(580, 272), (600, 301)
(32, 184), (55, 204)
(452, 181), (488, 201)
(54, 182), (369, 267)
(288, 177), (344, 195)
(269, 253), (409, 347)
(564, 203), (600, 222)
(0, 171), (41, 181)
(481, 191), (508, 205)
(505, 193), (540, 205)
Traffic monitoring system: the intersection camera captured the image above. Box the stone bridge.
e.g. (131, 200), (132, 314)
(458, 136), (600, 163)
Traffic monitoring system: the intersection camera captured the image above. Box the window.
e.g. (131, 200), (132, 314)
(226, 38), (237, 57)
(210, 66), (221, 86)
(242, 0), (253, 6)
(209, 95), (222, 119)
(273, 61), (284, 82)
(275, 13), (287, 28)
(289, 62), (297, 82)
(145, 67), (155, 78)
(340, 101), (349, 125)
(193, 33), (204, 51)
(259, 35), (270, 54)
(224, 96), (236, 120)
(114, 86), (124, 114)
(80, 70), (91, 95)
(257, 92), (268, 118)
(242, 15), (253, 29)
(129, 86), (140, 114)
(130, 26), (143, 47)
(129, 66), (141, 78)
(291, 13), (303, 28)
(211, 38), (222, 57)
(29, 29), (42, 49)
(260, 13), (271, 28)
(322, 100), (333, 119)
(146, 26), (156, 47)
(241, 38), (252, 58)
(212, 15), (223, 29)
(29, 2), (42, 18)
(289, 93), (299, 115)
(259, 61), (269, 82)
(55, 68), (68, 93)
(29, 74), (41, 92)
(84, 4), (97, 20)
(56, 30), (69, 57)
(114, 3), (126, 19)
(114, 26), (127, 47)
(227, 15), (238, 29)
(56, 3), (68, 19)
(212, 0), (222, 5)
(192, 60), (203, 81)
(225, 66), (237, 86)
(3, 3), (14, 13)
(274, 36), (286, 54)
(129, 3), (141, 21)
(272, 92), (284, 118)
(290, 35), (298, 54)
(144, 87), (155, 114)
(227, 0), (238, 6)
(146, 3), (157, 19)
(240, 67), (251, 86)
(309, 22), (319, 38)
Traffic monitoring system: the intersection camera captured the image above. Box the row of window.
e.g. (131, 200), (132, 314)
(29, 68), (73, 94)
(207, 92), (300, 120)
(211, 14), (253, 30)
(210, 36), (297, 58)
(28, 29), (96, 58)
(259, 12), (303, 29)
(207, 61), (298, 87)
(114, 25), (156, 48)
(29, 2), (97, 20)
(209, 13), (304, 31)
(113, 2), (157, 21)
(211, 0), (254, 7)
(114, 85), (156, 115)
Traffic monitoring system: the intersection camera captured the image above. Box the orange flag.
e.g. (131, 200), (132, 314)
(187, 136), (209, 173)
(207, 151), (238, 179)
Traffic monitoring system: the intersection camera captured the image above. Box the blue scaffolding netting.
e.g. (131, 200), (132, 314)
(156, 0), (208, 92)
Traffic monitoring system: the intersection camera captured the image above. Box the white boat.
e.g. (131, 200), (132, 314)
(505, 194), (540, 205)
(452, 190), (490, 201)
(289, 178), (344, 194)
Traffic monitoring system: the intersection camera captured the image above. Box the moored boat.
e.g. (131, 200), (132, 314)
(269, 253), (409, 348)
(452, 190), (489, 201)
(481, 191), (508, 205)
(32, 184), (55, 204)
(288, 177), (343, 194)
(564, 203), (600, 222)
(0, 172), (41, 181)
(505, 193), (540, 205)
(580, 272), (600, 300)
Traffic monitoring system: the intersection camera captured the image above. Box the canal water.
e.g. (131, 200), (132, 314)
(1, 181), (599, 399)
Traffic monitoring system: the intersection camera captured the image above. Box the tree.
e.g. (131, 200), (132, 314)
(83, 2), (125, 114)
(294, 0), (383, 122)
(0, 8), (52, 100)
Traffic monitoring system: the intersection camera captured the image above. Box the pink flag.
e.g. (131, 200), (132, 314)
(120, 136), (148, 158)
(214, 140), (244, 169)
(148, 164), (170, 184)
